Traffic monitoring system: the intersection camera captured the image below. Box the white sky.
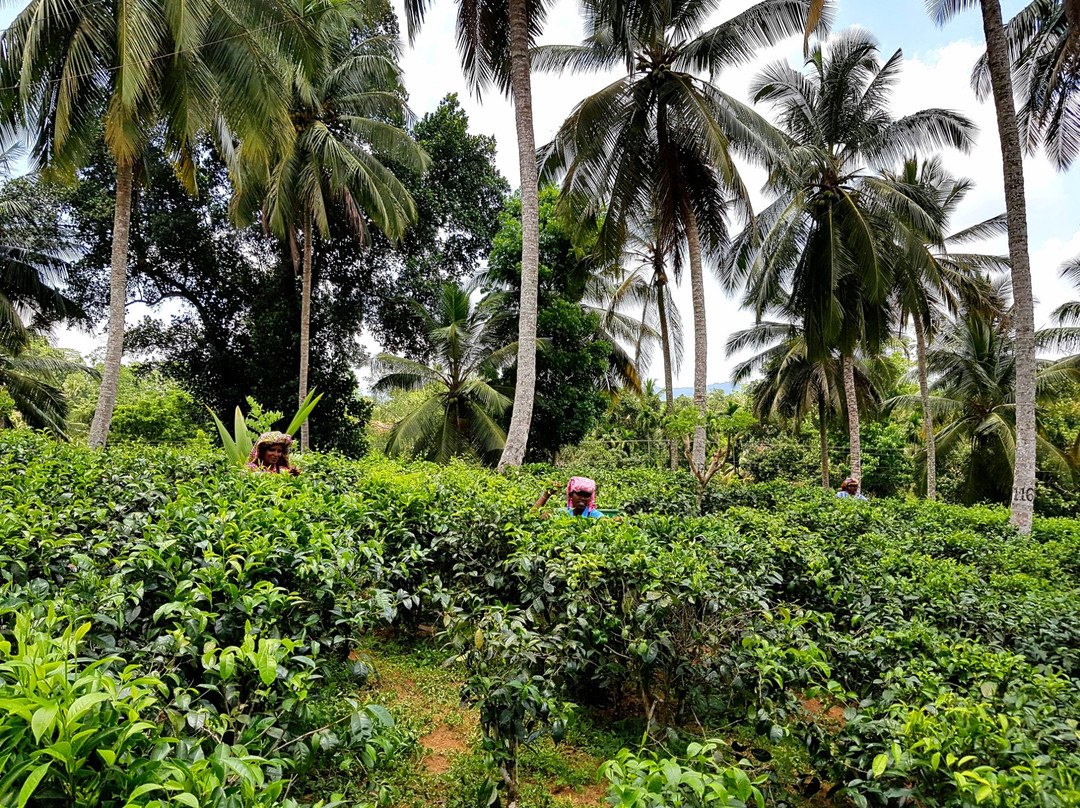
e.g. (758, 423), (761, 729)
(22, 0), (1080, 388)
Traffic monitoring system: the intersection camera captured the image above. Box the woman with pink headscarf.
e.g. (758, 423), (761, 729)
(532, 476), (604, 518)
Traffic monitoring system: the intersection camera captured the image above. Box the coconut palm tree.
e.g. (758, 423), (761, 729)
(884, 156), (1008, 500)
(536, 0), (829, 469)
(403, 0), (549, 471)
(890, 307), (1071, 504)
(0, 342), (93, 437)
(727, 30), (975, 490)
(0, 0), (295, 448)
(727, 313), (881, 489)
(600, 212), (685, 469)
(1038, 256), (1080, 386)
(929, 0), (1040, 531)
(373, 283), (517, 465)
(970, 0), (1080, 170)
(234, 0), (429, 451)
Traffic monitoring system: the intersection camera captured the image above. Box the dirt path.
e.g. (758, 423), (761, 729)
(361, 642), (606, 806)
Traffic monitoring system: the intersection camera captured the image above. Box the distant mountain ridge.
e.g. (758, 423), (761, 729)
(663, 381), (736, 399)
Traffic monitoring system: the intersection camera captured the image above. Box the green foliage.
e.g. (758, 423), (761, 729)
(3, 432), (1080, 808)
(0, 608), (308, 808)
(371, 94), (511, 355)
(109, 389), (202, 444)
(486, 188), (615, 460)
(526, 300), (610, 462)
(666, 398), (757, 509)
(65, 365), (206, 444)
(601, 741), (767, 808)
(209, 392), (321, 465)
(374, 283), (515, 465)
(454, 608), (575, 806)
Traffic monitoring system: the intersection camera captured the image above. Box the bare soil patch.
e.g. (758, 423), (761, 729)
(552, 782), (607, 807)
(419, 725), (470, 774)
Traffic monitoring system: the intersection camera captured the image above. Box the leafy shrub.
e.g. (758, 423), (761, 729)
(2, 430), (1080, 807)
(601, 740), (767, 808)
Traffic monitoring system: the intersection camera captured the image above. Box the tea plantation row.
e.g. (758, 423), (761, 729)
(1, 431), (1079, 807)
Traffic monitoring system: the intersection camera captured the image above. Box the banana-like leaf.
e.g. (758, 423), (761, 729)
(285, 391), (323, 438)
(208, 407), (244, 465)
(234, 406), (254, 460)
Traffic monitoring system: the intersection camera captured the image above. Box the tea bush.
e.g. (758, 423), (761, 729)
(2, 430), (1080, 807)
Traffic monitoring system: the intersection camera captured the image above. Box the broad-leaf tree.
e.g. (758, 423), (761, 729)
(373, 283), (517, 464)
(728, 31), (974, 489)
(234, 0), (428, 451)
(930, 0), (1040, 531)
(0, 0), (293, 447)
(537, 0), (830, 469)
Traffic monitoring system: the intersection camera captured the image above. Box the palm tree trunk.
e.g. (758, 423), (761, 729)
(841, 353), (861, 486)
(818, 391), (830, 490)
(1066, 0), (1080, 34)
(498, 0), (540, 470)
(299, 210), (313, 452)
(654, 259), (678, 472)
(914, 316), (937, 500)
(88, 161), (135, 449)
(685, 207), (707, 471)
(980, 0), (1036, 532)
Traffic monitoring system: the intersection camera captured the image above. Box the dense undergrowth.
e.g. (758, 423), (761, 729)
(1, 430), (1080, 807)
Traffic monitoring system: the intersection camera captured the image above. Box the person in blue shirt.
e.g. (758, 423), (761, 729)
(836, 478), (868, 501)
(533, 476), (604, 517)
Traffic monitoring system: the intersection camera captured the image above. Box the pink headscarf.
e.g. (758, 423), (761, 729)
(566, 476), (597, 510)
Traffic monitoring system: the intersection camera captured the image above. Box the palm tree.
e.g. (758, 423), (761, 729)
(1039, 255), (1080, 386)
(890, 307), (1071, 505)
(234, 0), (429, 451)
(929, 0), (1040, 531)
(728, 31), (974, 490)
(885, 156), (1008, 500)
(0, 342), (92, 437)
(970, 0), (1080, 170)
(727, 314), (881, 489)
(600, 212), (685, 469)
(0, 0), (295, 448)
(373, 283), (517, 465)
(403, 0), (548, 471)
(536, 0), (828, 469)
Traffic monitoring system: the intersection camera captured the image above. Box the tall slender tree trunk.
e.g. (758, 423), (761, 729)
(1066, 0), (1080, 35)
(654, 256), (678, 471)
(841, 354), (861, 486)
(88, 161), (135, 449)
(818, 391), (830, 490)
(980, 0), (1036, 532)
(914, 316), (937, 500)
(299, 211), (313, 452)
(498, 0), (540, 470)
(685, 208), (707, 470)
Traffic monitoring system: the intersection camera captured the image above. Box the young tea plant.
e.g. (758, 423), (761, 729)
(452, 607), (574, 808)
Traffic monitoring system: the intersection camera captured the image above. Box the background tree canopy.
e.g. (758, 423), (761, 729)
(486, 187), (611, 462)
(27, 96), (508, 454)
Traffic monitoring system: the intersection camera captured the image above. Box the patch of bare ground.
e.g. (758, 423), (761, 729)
(800, 696), (848, 728)
(419, 725), (470, 774)
(552, 782), (607, 807)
